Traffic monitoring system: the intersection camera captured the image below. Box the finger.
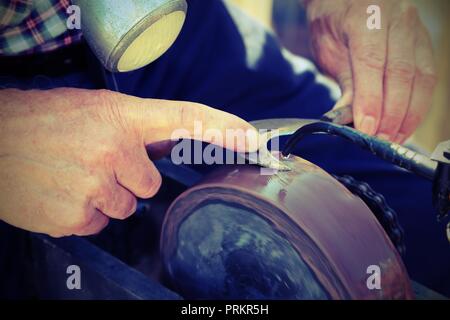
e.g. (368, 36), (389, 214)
(92, 181), (137, 220)
(377, 5), (418, 141)
(309, 28), (354, 111)
(321, 104), (354, 125)
(348, 18), (388, 135)
(114, 145), (162, 199)
(395, 25), (437, 143)
(75, 209), (110, 236)
(116, 94), (259, 152)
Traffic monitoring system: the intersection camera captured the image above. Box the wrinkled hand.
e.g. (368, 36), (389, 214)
(0, 88), (257, 237)
(305, 0), (437, 143)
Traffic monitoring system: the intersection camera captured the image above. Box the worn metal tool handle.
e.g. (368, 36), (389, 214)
(282, 121), (437, 181)
(321, 105), (449, 221)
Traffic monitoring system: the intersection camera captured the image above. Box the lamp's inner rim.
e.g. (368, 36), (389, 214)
(114, 10), (186, 72)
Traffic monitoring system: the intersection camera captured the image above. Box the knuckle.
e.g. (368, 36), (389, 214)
(355, 94), (382, 116)
(94, 196), (109, 213)
(122, 196), (137, 218)
(144, 173), (162, 198)
(400, 1), (418, 18)
(95, 89), (115, 107)
(96, 186), (137, 219)
(111, 192), (137, 219)
(90, 184), (117, 213)
(406, 6), (419, 21)
(95, 89), (128, 130)
(353, 43), (386, 70)
(391, 2), (419, 31)
(94, 90), (119, 116)
(380, 112), (405, 132)
(416, 67), (438, 89)
(386, 60), (415, 83)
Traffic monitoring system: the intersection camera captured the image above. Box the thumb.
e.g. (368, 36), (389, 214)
(116, 94), (259, 153)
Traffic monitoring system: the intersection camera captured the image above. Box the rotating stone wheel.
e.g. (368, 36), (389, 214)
(160, 156), (413, 299)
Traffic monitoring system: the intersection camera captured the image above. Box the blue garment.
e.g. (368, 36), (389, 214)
(1, 0), (448, 296)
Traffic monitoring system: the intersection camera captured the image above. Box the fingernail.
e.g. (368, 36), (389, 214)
(359, 116), (377, 135)
(321, 105), (353, 125)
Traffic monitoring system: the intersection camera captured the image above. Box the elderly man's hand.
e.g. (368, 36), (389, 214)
(0, 88), (257, 237)
(305, 0), (437, 143)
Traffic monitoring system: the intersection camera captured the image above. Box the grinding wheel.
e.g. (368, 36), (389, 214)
(160, 155), (413, 299)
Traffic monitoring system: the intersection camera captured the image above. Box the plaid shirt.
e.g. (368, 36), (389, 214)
(0, 0), (82, 55)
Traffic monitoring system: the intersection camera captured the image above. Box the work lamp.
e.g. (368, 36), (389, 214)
(73, 0), (187, 72)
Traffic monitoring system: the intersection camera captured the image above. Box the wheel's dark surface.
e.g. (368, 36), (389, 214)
(161, 156), (413, 299)
(166, 201), (329, 299)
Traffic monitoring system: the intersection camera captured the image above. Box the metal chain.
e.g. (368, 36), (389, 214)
(333, 175), (406, 256)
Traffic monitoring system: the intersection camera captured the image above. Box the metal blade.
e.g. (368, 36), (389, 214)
(243, 118), (320, 171)
(250, 118), (318, 136)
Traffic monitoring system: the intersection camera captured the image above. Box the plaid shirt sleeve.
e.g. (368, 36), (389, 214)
(0, 0), (33, 28)
(0, 0), (82, 56)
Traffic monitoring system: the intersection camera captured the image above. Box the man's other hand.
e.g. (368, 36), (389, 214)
(306, 0), (437, 143)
